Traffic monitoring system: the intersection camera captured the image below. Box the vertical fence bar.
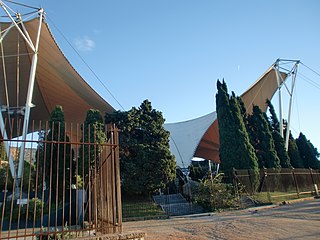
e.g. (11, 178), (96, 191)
(23, 121), (35, 238)
(68, 123), (73, 232)
(0, 120), (121, 239)
(61, 122), (67, 238)
(8, 118), (16, 240)
(292, 168), (300, 198)
(114, 126), (122, 232)
(75, 123), (79, 234)
(16, 118), (24, 238)
(315, 170), (320, 194)
(309, 168), (318, 196)
(32, 120), (42, 238)
(102, 131), (108, 233)
(77, 124), (85, 235)
(93, 137), (98, 235)
(265, 169), (271, 202)
(81, 123), (85, 235)
(40, 121), (49, 238)
(47, 121), (54, 231)
(232, 168), (239, 201)
(88, 140), (92, 234)
(111, 128), (116, 233)
(99, 134), (103, 234)
(54, 122), (61, 235)
(0, 136), (10, 237)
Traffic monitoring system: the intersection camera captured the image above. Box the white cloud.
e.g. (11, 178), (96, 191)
(74, 36), (95, 52)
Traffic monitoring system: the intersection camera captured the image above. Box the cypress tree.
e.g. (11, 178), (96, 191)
(79, 109), (106, 186)
(247, 105), (280, 169)
(266, 100), (291, 168)
(216, 80), (259, 186)
(288, 133), (304, 168)
(216, 80), (235, 171)
(266, 99), (280, 131)
(272, 131), (291, 168)
(296, 132), (320, 169)
(37, 106), (74, 202)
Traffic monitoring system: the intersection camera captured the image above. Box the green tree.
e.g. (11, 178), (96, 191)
(266, 100), (291, 168)
(287, 133), (304, 168)
(247, 105), (280, 169)
(266, 99), (280, 131)
(296, 132), (320, 169)
(188, 160), (209, 181)
(237, 96), (247, 124)
(0, 160), (35, 191)
(272, 131), (291, 168)
(216, 80), (259, 186)
(37, 106), (74, 202)
(78, 109), (106, 186)
(105, 100), (176, 196)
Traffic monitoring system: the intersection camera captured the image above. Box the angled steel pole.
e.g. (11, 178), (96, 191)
(0, 112), (15, 177)
(274, 60), (284, 138)
(0, 2), (36, 179)
(0, 1), (35, 52)
(0, 2), (44, 184)
(285, 62), (299, 150)
(17, 9), (44, 181)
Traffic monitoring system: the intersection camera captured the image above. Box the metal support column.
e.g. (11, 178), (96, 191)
(0, 111), (15, 177)
(17, 9), (44, 181)
(284, 62), (299, 150)
(0, 2), (44, 184)
(274, 60), (284, 138)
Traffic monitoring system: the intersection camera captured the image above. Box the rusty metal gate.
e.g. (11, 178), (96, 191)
(0, 119), (121, 239)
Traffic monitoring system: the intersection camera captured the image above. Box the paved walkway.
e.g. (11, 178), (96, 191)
(124, 198), (320, 240)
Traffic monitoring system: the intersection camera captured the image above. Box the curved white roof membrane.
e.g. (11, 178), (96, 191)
(165, 67), (287, 168)
(165, 112), (217, 168)
(0, 17), (114, 135)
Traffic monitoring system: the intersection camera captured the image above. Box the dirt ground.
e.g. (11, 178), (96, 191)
(123, 198), (320, 240)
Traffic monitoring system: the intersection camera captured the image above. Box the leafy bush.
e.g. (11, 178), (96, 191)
(0, 161), (35, 191)
(37, 224), (77, 240)
(27, 198), (44, 220)
(1, 198), (44, 221)
(188, 163), (208, 181)
(193, 173), (238, 211)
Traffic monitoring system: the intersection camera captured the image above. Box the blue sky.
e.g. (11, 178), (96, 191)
(4, 0), (320, 149)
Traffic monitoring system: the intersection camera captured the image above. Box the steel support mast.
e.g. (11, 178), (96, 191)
(273, 59), (300, 151)
(0, 1), (44, 186)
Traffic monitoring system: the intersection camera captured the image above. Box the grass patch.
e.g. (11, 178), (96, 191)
(122, 196), (166, 219)
(253, 191), (313, 204)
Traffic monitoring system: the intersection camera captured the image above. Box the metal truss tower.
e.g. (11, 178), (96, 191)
(273, 58), (300, 150)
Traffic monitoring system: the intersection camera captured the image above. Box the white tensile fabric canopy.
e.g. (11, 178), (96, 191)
(0, 17), (114, 135)
(0, 15), (288, 170)
(165, 67), (287, 168)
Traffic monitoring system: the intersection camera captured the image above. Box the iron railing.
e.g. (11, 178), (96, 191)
(0, 119), (121, 239)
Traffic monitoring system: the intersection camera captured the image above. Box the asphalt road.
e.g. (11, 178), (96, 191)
(123, 198), (320, 240)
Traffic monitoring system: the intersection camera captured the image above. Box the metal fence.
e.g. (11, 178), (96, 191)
(122, 168), (320, 219)
(233, 168), (320, 202)
(0, 119), (121, 239)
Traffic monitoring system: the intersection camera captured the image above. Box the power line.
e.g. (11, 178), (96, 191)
(298, 72), (320, 90)
(45, 15), (125, 111)
(3, 0), (39, 10)
(301, 62), (320, 78)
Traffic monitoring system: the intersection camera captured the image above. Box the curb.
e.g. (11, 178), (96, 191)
(171, 196), (319, 219)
